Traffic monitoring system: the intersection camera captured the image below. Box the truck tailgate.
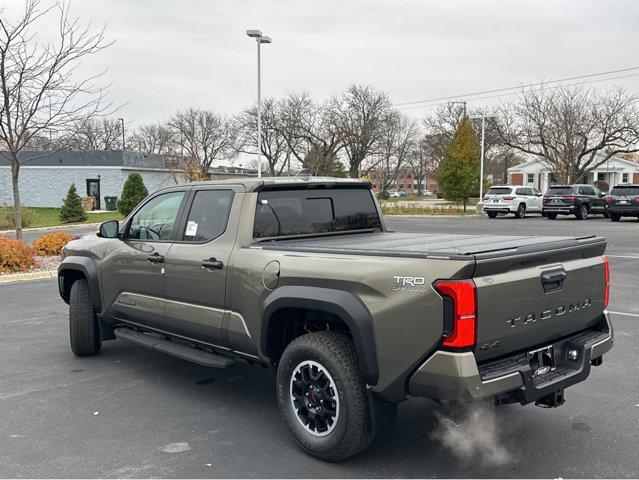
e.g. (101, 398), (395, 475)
(473, 237), (607, 362)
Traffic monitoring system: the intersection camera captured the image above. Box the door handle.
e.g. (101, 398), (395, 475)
(201, 258), (223, 270)
(147, 253), (165, 264)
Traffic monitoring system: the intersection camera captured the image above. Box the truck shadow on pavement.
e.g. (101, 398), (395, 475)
(79, 340), (594, 479)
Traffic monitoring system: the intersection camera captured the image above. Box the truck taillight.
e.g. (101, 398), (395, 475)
(434, 280), (477, 348)
(603, 255), (610, 309)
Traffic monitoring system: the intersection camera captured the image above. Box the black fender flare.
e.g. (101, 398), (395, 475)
(261, 286), (379, 385)
(58, 256), (102, 311)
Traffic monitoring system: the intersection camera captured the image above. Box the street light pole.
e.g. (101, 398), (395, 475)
(246, 30), (271, 178)
(469, 114), (497, 211)
(479, 115), (486, 198)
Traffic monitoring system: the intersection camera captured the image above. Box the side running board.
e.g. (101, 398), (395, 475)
(114, 328), (236, 368)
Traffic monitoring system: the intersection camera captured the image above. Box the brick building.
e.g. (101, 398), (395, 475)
(367, 169), (438, 195)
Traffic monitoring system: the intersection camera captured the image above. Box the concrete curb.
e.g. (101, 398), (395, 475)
(0, 223), (101, 235)
(0, 269), (58, 284)
(385, 214), (481, 218)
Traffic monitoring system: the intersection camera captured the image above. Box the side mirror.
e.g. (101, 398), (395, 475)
(98, 220), (120, 239)
(598, 192), (606, 198)
(536, 192), (542, 197)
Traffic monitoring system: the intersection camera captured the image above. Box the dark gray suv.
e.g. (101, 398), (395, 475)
(542, 184), (607, 220)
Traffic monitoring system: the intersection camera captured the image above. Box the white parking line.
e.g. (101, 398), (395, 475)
(608, 310), (639, 317)
(606, 255), (639, 260)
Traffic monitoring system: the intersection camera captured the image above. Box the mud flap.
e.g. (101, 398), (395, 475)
(367, 389), (397, 436)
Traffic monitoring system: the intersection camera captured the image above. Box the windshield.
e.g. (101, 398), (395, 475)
(611, 186), (639, 196)
(486, 187), (512, 195)
(254, 187), (382, 239)
(545, 186), (573, 195)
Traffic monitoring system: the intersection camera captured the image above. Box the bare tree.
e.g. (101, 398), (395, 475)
(405, 133), (443, 196)
(168, 108), (239, 177)
(276, 92), (345, 176)
(495, 84), (639, 183)
(0, 1), (111, 238)
(236, 99), (291, 176)
(129, 122), (176, 155)
(489, 147), (523, 184)
(422, 102), (501, 172)
(65, 118), (122, 150)
(331, 84), (391, 177)
(368, 111), (419, 191)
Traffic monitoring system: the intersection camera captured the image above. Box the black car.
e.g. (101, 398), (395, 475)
(606, 184), (639, 222)
(542, 184), (607, 220)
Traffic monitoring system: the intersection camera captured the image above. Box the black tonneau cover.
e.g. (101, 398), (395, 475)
(255, 232), (605, 261)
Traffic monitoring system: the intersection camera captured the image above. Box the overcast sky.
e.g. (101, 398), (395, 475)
(6, 0), (639, 126)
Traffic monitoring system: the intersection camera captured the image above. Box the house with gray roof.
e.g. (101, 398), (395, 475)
(0, 150), (255, 209)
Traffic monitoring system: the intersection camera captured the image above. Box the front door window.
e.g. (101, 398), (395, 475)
(126, 191), (185, 241)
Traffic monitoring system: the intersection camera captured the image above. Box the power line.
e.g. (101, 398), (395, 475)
(393, 66), (639, 107)
(396, 71), (639, 111)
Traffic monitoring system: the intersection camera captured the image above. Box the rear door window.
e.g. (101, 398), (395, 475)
(487, 187), (512, 195)
(515, 188), (531, 196)
(181, 190), (234, 242)
(546, 187), (573, 196)
(611, 186), (639, 196)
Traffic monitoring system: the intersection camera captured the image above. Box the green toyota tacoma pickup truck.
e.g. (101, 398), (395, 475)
(58, 177), (613, 461)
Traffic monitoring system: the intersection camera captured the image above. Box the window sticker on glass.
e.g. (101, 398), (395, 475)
(185, 220), (198, 237)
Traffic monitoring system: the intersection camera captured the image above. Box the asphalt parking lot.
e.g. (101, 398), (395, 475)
(1, 215), (638, 478)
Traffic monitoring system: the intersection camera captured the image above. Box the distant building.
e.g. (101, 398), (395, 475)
(0, 150), (256, 209)
(507, 153), (639, 192)
(367, 168), (438, 195)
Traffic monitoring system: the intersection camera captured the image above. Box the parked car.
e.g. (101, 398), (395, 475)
(605, 184), (639, 221)
(483, 185), (543, 218)
(542, 184), (607, 220)
(389, 190), (407, 198)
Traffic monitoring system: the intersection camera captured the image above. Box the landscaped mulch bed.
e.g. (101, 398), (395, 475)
(0, 255), (60, 277)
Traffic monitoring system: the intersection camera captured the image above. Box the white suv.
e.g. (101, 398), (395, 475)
(483, 185), (543, 218)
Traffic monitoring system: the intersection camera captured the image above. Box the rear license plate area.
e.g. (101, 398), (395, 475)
(528, 345), (555, 377)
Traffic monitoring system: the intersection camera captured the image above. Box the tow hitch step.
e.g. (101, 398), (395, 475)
(535, 389), (565, 408)
(114, 328), (236, 368)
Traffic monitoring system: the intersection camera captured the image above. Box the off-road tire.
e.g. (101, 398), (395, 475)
(610, 213), (621, 222)
(515, 203), (526, 219)
(486, 211), (497, 219)
(576, 204), (589, 220)
(276, 331), (373, 462)
(545, 212), (557, 220)
(69, 279), (101, 356)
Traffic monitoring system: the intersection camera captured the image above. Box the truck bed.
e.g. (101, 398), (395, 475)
(255, 231), (605, 260)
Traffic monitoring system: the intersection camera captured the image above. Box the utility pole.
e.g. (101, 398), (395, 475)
(119, 118), (125, 151)
(452, 100), (467, 117)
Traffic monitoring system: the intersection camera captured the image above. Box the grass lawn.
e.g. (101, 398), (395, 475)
(27, 208), (123, 229)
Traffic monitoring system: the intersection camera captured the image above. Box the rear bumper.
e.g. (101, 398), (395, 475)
(543, 206), (575, 214)
(606, 206), (639, 216)
(408, 314), (613, 404)
(484, 205), (516, 213)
